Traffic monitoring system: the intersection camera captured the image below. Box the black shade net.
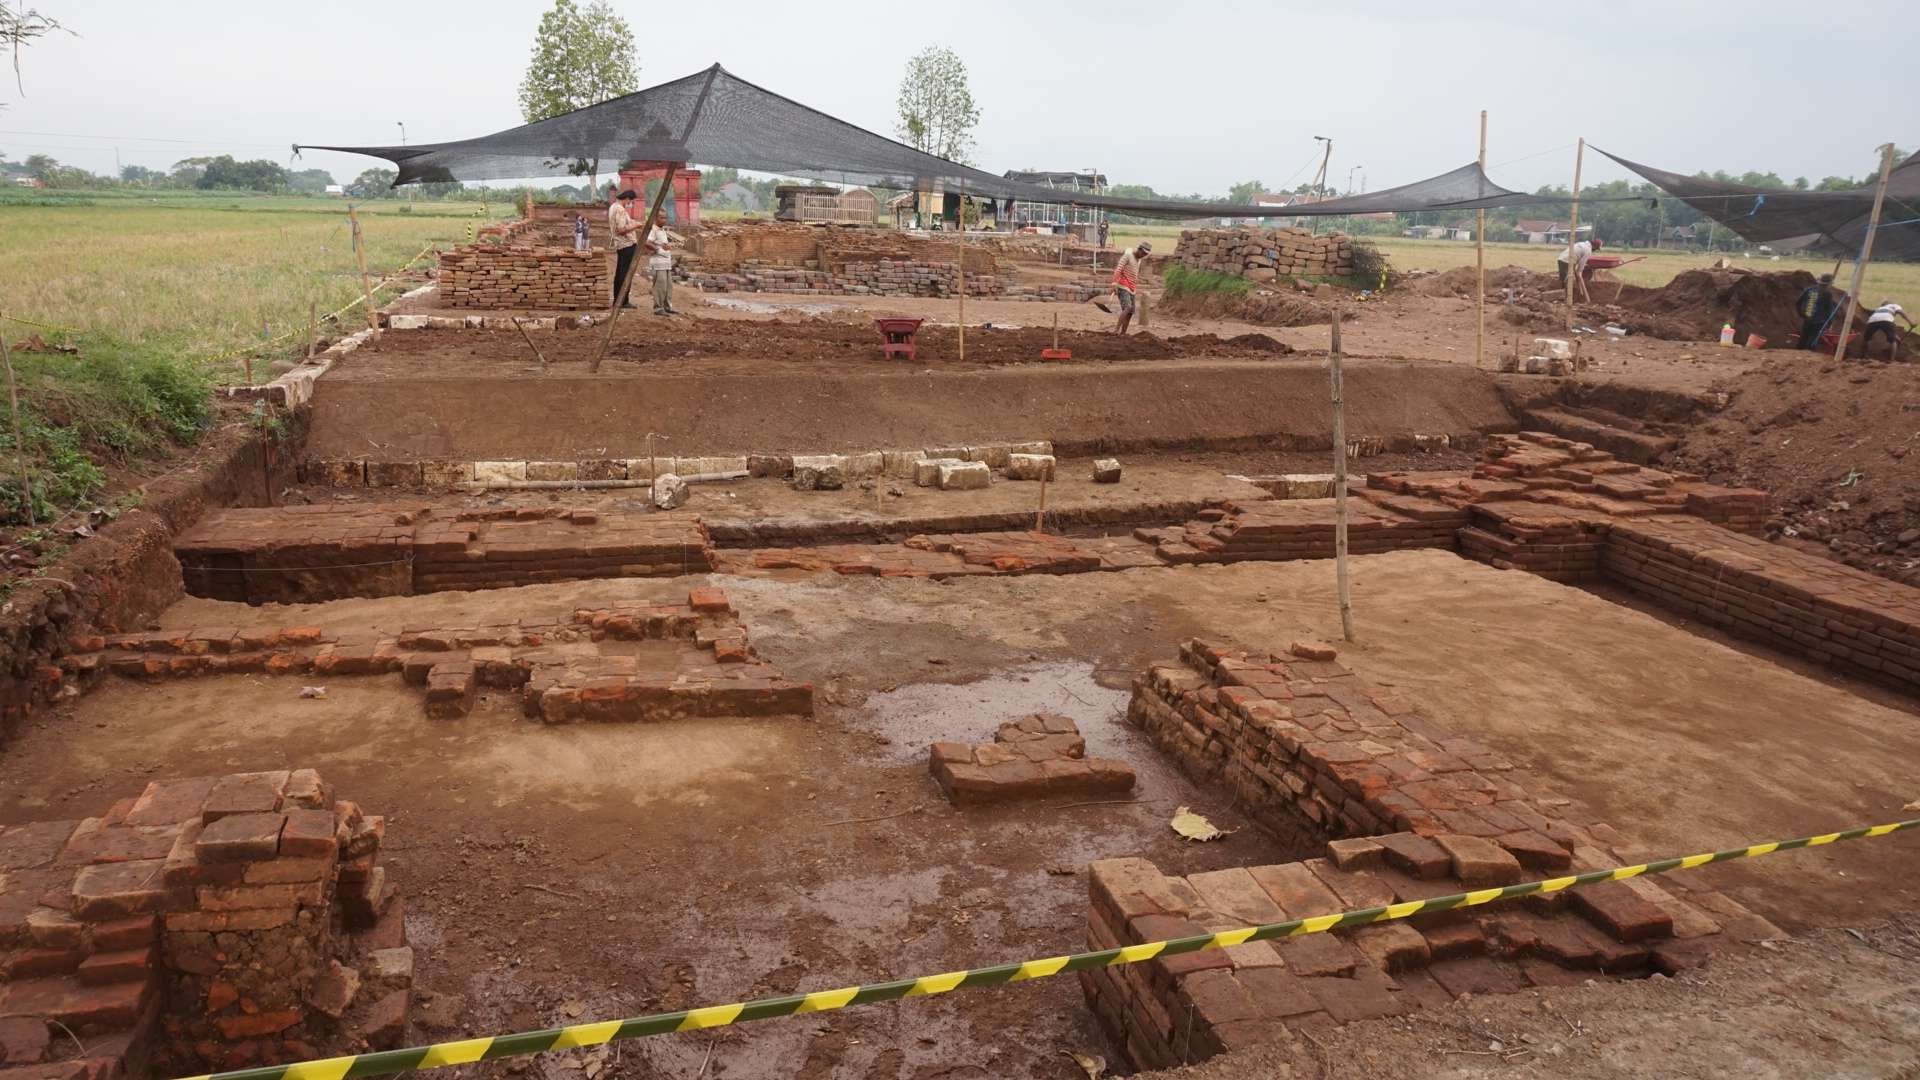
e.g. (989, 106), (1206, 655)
(1598, 147), (1920, 261)
(301, 63), (1561, 220)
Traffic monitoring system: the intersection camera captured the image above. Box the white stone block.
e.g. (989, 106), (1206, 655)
(1005, 453), (1056, 481)
(387, 315), (431, 330)
(915, 457), (962, 487)
(883, 450), (927, 478)
(938, 461), (991, 490)
(473, 460), (528, 484)
(1092, 459), (1123, 483)
(793, 454), (847, 490)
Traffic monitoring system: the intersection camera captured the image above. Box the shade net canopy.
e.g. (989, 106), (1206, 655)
(1598, 147), (1920, 261)
(301, 63), (1559, 220)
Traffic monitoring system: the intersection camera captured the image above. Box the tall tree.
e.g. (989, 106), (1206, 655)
(895, 46), (979, 165)
(347, 168), (398, 200)
(1227, 179), (1266, 206)
(517, 0), (639, 193)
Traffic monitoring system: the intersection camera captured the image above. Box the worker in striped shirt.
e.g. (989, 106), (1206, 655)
(1109, 241), (1150, 334)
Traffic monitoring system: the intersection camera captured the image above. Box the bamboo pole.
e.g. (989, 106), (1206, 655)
(512, 317), (549, 373)
(1475, 109), (1487, 368)
(0, 327), (30, 526)
(1035, 468), (1048, 534)
(1330, 305), (1353, 642)
(956, 189), (966, 363)
(305, 298), (319, 361)
(1832, 143), (1897, 363)
(592, 165), (679, 373)
(1564, 138), (1584, 330)
(349, 206), (377, 331)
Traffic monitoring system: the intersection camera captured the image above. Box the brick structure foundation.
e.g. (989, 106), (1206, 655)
(929, 714), (1135, 804)
(56, 591), (813, 724)
(1086, 638), (1779, 1071)
(0, 770), (410, 1077)
(1172, 228), (1357, 282)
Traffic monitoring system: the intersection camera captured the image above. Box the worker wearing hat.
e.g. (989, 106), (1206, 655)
(1796, 273), (1837, 351)
(608, 189), (643, 308)
(1110, 240), (1151, 334)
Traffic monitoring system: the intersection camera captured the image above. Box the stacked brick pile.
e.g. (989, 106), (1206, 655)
(411, 511), (713, 592)
(1456, 503), (1609, 582)
(1095, 637), (1775, 1070)
(0, 770), (411, 1076)
(929, 714), (1136, 804)
(1473, 433), (1767, 533)
(59, 590), (815, 724)
(437, 245), (609, 310)
(1606, 518), (1920, 691)
(1172, 227), (1357, 282)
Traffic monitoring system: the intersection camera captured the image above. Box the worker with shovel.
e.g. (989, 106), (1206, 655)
(1796, 274), (1838, 351)
(1863, 299), (1913, 360)
(1096, 240), (1151, 334)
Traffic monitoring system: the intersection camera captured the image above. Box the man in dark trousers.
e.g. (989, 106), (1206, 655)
(607, 189), (642, 307)
(1796, 273), (1837, 350)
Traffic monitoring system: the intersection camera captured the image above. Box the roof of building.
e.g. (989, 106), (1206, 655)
(1003, 170), (1107, 188)
(1515, 219), (1560, 233)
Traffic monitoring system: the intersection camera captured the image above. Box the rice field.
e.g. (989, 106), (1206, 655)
(0, 192), (513, 363)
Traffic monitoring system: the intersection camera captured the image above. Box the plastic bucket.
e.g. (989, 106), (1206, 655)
(1746, 333), (1768, 349)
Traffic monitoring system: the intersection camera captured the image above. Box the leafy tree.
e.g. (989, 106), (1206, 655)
(170, 156), (213, 187)
(895, 46), (979, 164)
(288, 167), (336, 194)
(119, 164), (161, 184)
(1227, 180), (1266, 206)
(196, 155), (288, 192)
(517, 0), (639, 193)
(22, 152), (56, 179)
(348, 168), (397, 199)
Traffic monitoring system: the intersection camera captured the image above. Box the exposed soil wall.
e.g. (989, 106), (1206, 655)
(1157, 288), (1341, 328)
(303, 360), (1517, 462)
(0, 412), (306, 738)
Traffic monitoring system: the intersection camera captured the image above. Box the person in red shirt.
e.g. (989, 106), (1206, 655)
(1109, 240), (1150, 334)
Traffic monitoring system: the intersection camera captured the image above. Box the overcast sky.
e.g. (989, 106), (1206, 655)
(4, 0), (1913, 196)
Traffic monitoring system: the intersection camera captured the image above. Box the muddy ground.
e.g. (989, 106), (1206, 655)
(8, 554), (1918, 1078)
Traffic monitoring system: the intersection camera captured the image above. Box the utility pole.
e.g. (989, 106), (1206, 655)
(1832, 142), (1897, 362)
(1475, 110), (1487, 369)
(1309, 136), (1332, 236)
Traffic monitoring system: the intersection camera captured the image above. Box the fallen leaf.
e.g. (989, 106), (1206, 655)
(562, 999), (585, 1018)
(1170, 806), (1234, 842)
(1063, 1050), (1106, 1079)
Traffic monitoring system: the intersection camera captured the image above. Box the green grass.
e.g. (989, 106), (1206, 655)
(0, 193), (513, 366)
(1111, 224), (1919, 314)
(1162, 264), (1254, 299)
(0, 336), (214, 524)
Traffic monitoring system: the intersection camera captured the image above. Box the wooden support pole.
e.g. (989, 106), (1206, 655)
(512, 317), (549, 373)
(0, 326), (30, 526)
(592, 164), (678, 372)
(956, 190), (966, 363)
(1832, 142), (1897, 363)
(349, 206), (377, 331)
(305, 298), (319, 361)
(1035, 468), (1049, 534)
(1475, 109), (1487, 368)
(1330, 305), (1353, 643)
(1564, 138), (1584, 330)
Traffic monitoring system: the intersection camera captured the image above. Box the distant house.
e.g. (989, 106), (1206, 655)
(1513, 219), (1557, 243)
(1442, 224), (1473, 241)
(1660, 225), (1698, 247)
(13, 176), (44, 188)
(324, 184), (345, 196)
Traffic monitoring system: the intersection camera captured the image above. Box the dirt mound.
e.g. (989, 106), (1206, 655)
(1670, 356), (1920, 585)
(1157, 287), (1340, 328)
(1602, 268), (1816, 345)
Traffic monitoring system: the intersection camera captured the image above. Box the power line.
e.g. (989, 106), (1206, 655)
(0, 128), (290, 150)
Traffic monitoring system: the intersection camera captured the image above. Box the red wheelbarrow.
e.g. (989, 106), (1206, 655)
(874, 317), (924, 361)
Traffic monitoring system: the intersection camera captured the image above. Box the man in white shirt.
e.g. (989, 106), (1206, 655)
(1863, 299), (1912, 360)
(1556, 234), (1600, 289)
(607, 190), (642, 308)
(645, 209), (681, 316)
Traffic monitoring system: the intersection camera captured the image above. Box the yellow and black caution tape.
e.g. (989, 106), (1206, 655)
(1, 312), (83, 335)
(178, 816), (1919, 1080)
